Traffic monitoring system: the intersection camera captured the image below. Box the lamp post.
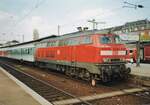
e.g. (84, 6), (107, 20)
(136, 32), (141, 67)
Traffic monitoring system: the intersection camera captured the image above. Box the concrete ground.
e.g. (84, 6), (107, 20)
(0, 69), (41, 105)
(127, 63), (150, 77)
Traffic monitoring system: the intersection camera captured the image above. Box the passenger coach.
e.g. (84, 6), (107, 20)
(0, 41), (35, 62)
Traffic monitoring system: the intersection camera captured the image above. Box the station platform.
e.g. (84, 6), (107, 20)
(127, 63), (150, 86)
(0, 67), (41, 105)
(127, 63), (150, 77)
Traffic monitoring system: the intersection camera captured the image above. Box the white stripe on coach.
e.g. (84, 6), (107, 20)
(100, 50), (113, 55)
(100, 50), (126, 56)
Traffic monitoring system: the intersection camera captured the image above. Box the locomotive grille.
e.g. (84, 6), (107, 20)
(111, 59), (120, 62)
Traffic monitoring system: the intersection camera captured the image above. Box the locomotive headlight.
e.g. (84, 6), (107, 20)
(103, 58), (110, 62)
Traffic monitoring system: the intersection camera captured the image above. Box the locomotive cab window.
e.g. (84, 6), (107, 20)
(100, 35), (112, 44)
(114, 35), (122, 44)
(100, 35), (122, 44)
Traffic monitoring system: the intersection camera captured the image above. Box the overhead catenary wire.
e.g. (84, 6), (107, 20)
(59, 6), (123, 30)
(6, 1), (130, 35)
(2, 0), (46, 31)
(13, 0), (46, 28)
(2, 0), (148, 43)
(1, 0), (46, 43)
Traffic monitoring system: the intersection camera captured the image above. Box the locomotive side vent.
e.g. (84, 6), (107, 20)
(111, 58), (120, 62)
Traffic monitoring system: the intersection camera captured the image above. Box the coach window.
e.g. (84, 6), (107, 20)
(40, 42), (46, 47)
(15, 49), (18, 54)
(23, 49), (25, 54)
(29, 48), (32, 54)
(22, 49), (24, 54)
(27, 48), (30, 54)
(31, 48), (33, 54)
(24, 48), (29, 54)
(30, 48), (32, 54)
(80, 36), (92, 44)
(15, 50), (17, 54)
(40, 43), (42, 47)
(9, 50), (11, 54)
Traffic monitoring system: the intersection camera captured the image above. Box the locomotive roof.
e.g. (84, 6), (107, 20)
(40, 29), (110, 42)
(0, 29), (109, 48)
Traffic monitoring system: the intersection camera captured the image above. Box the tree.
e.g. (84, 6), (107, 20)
(33, 29), (39, 40)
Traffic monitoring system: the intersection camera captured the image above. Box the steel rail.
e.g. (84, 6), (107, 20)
(0, 61), (92, 105)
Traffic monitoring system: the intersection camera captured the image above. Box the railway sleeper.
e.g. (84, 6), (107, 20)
(34, 88), (58, 93)
(46, 95), (69, 102)
(37, 90), (56, 94)
(30, 85), (47, 89)
(43, 93), (65, 98)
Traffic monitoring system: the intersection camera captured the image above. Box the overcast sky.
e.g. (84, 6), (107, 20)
(0, 0), (150, 43)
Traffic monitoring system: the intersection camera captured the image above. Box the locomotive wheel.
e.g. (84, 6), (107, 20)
(65, 68), (70, 76)
(91, 74), (96, 87)
(91, 79), (96, 87)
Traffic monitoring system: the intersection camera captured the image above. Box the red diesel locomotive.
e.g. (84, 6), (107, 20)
(35, 33), (131, 83)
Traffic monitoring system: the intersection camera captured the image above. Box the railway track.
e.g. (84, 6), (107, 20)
(0, 61), (92, 105)
(0, 59), (150, 105)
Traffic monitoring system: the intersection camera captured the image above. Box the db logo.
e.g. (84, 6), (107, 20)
(57, 50), (60, 55)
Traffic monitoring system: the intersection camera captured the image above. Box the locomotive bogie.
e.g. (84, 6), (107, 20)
(98, 63), (130, 82)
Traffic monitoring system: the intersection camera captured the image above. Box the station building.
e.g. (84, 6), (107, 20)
(102, 19), (150, 61)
